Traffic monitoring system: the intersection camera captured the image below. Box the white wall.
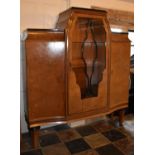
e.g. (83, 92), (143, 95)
(20, 0), (69, 32)
(70, 0), (133, 12)
(20, 0), (134, 133)
(20, 0), (134, 32)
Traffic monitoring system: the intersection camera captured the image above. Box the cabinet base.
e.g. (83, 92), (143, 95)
(29, 109), (126, 148)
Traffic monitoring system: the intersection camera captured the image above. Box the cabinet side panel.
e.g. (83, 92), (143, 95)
(25, 31), (66, 124)
(110, 34), (130, 110)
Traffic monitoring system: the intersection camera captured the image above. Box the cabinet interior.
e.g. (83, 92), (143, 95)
(71, 17), (106, 99)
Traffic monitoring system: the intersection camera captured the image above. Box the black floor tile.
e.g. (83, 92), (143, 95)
(65, 138), (91, 154)
(73, 149), (99, 155)
(40, 133), (61, 147)
(22, 133), (31, 140)
(20, 141), (32, 152)
(51, 124), (70, 131)
(75, 125), (97, 137)
(96, 144), (124, 155)
(21, 149), (43, 155)
(102, 129), (126, 142)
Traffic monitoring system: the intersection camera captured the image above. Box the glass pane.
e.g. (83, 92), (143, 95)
(71, 17), (106, 99)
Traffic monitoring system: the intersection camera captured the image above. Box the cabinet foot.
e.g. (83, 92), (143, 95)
(119, 110), (125, 126)
(29, 126), (40, 148)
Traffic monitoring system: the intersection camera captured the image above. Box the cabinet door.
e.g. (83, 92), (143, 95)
(110, 34), (130, 110)
(25, 30), (66, 126)
(67, 15), (110, 115)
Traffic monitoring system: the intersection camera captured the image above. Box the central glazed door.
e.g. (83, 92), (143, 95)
(66, 13), (111, 115)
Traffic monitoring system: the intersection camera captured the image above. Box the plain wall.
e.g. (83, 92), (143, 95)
(20, 0), (134, 32)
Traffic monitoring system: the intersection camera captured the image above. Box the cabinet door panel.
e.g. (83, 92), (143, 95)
(110, 37), (130, 109)
(26, 39), (66, 123)
(67, 15), (110, 115)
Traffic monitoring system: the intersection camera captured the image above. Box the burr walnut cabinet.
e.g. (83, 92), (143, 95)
(23, 7), (130, 148)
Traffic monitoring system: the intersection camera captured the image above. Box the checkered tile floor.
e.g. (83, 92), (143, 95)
(21, 115), (134, 155)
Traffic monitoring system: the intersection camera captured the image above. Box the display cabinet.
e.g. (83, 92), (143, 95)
(23, 7), (130, 148)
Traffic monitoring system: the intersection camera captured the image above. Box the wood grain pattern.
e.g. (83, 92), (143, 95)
(25, 29), (66, 126)
(110, 33), (130, 109)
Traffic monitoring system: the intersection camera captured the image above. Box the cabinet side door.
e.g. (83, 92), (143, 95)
(110, 33), (130, 111)
(25, 30), (66, 126)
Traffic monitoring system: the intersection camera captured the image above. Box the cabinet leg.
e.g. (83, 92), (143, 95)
(29, 126), (40, 148)
(110, 112), (114, 121)
(119, 110), (125, 126)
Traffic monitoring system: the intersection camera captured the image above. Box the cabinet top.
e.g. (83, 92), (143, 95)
(59, 7), (107, 16)
(56, 7), (109, 30)
(21, 29), (64, 41)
